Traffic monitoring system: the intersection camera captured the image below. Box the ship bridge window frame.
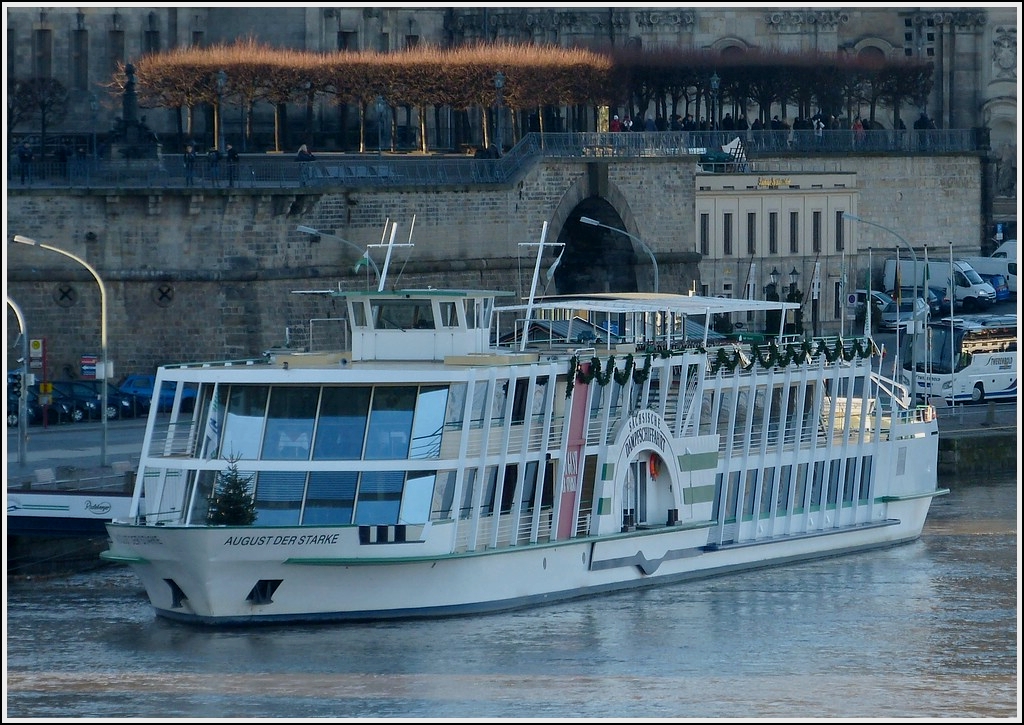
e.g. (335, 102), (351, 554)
(372, 298), (434, 330)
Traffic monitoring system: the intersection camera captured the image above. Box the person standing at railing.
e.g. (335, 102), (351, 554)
(226, 143), (239, 187)
(913, 112), (930, 151)
(296, 143), (315, 185)
(183, 144), (197, 187)
(208, 146), (221, 186)
(852, 117), (865, 148)
(17, 141), (33, 184)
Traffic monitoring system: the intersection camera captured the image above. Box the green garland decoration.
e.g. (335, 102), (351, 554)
(632, 353), (652, 384)
(564, 337), (874, 397)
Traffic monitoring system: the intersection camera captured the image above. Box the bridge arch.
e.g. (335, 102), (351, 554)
(548, 169), (650, 294)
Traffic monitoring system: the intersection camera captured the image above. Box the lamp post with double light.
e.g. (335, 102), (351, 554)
(765, 266), (782, 334)
(843, 211), (919, 397)
(296, 225), (381, 285)
(579, 216), (659, 293)
(11, 234), (109, 466)
(786, 267), (803, 335)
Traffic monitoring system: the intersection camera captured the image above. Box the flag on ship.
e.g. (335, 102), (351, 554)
(204, 392), (221, 458)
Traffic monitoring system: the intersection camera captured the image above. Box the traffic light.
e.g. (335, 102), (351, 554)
(11, 372), (22, 396)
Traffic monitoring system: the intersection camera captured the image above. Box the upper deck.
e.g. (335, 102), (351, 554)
(285, 286), (802, 365)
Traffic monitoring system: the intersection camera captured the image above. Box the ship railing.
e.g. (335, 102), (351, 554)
(441, 414), (564, 457)
(8, 470), (134, 494)
(145, 420), (201, 458)
(576, 504), (593, 537)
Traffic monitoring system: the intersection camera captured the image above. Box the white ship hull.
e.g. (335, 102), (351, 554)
(106, 494), (934, 624)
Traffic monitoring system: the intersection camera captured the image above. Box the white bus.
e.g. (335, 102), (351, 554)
(899, 314), (1017, 404)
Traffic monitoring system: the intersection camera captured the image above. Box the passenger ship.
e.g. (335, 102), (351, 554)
(103, 231), (945, 624)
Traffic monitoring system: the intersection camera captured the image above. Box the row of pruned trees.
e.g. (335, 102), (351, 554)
(20, 39), (933, 155)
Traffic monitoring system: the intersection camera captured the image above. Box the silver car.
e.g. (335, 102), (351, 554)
(879, 297), (929, 332)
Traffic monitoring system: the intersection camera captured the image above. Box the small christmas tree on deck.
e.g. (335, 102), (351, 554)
(206, 458), (258, 525)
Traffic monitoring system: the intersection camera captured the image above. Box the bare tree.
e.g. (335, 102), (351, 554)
(17, 77), (69, 152)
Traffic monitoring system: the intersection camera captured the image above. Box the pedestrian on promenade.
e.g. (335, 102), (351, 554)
(183, 144), (197, 186)
(18, 141), (34, 184)
(226, 143), (240, 187)
(208, 146), (221, 185)
(296, 144), (316, 185)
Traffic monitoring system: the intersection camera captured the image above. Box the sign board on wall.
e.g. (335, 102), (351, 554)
(29, 338), (44, 369)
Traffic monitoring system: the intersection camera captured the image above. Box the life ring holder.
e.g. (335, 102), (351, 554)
(649, 453), (660, 480)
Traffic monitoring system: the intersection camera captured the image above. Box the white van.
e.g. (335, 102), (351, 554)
(990, 239), (1016, 259)
(960, 255), (1017, 295)
(882, 258), (996, 311)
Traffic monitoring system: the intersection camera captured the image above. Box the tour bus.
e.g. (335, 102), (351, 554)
(899, 313), (1017, 404)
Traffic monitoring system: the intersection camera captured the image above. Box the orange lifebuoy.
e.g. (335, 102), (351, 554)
(649, 454), (659, 480)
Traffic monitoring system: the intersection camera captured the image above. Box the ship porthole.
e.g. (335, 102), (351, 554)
(543, 557), (547, 570)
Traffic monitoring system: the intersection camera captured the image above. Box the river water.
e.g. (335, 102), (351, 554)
(5, 471), (1018, 720)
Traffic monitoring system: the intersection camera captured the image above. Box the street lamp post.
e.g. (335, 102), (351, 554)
(296, 225), (381, 285)
(375, 96), (386, 155)
(12, 234), (109, 466)
(843, 212), (919, 397)
(494, 70), (506, 154)
(216, 70), (227, 153)
(709, 72), (720, 131)
(579, 216), (659, 293)
(787, 267), (803, 335)
(765, 267), (782, 335)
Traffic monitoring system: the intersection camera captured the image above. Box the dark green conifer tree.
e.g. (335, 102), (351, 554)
(206, 459), (257, 525)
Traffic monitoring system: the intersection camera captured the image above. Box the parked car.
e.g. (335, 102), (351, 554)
(49, 380), (144, 421)
(8, 386), (78, 427)
(878, 297), (930, 332)
(853, 289), (894, 330)
(892, 286), (951, 317)
(118, 373), (197, 412)
(978, 273), (1011, 302)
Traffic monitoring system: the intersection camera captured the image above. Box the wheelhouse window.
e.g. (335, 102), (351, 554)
(372, 299), (433, 330)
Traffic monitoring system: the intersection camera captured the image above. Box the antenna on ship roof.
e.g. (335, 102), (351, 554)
(368, 217), (414, 292)
(387, 215), (417, 291)
(518, 221), (563, 351)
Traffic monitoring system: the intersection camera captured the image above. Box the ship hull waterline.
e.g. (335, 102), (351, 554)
(104, 495), (937, 625)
